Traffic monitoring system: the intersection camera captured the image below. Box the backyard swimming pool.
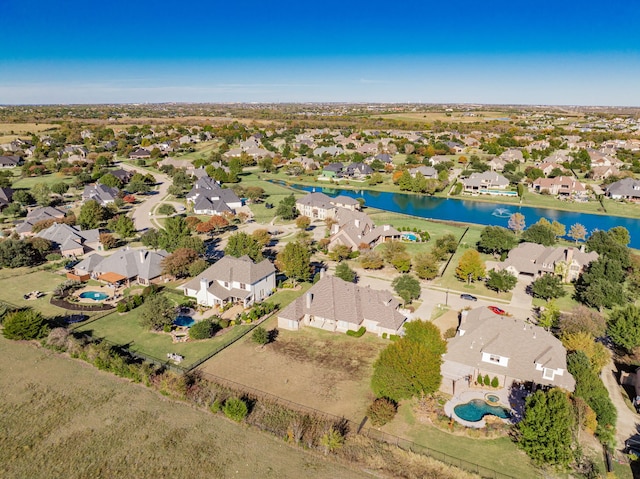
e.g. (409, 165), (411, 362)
(174, 316), (195, 328)
(402, 233), (418, 241)
(79, 291), (109, 301)
(454, 399), (511, 422)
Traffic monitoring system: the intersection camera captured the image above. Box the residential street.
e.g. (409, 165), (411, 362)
(601, 358), (639, 452)
(120, 163), (171, 231)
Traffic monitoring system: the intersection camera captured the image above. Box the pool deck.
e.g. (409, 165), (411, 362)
(444, 387), (513, 428)
(75, 285), (115, 303)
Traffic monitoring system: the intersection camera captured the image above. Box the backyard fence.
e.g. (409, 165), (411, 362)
(439, 226), (470, 277)
(198, 369), (518, 479)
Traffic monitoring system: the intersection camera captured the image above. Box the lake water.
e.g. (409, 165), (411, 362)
(288, 184), (640, 248)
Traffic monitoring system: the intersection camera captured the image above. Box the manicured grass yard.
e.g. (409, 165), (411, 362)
(75, 305), (253, 368)
(240, 172), (304, 223)
(0, 269), (69, 317)
(531, 284), (581, 312)
(12, 172), (76, 189)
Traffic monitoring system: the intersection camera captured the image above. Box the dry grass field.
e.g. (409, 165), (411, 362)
(0, 337), (373, 479)
(0, 122), (59, 142)
(377, 111), (512, 124)
(199, 316), (386, 421)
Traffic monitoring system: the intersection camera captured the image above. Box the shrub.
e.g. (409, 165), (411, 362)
(444, 327), (457, 339)
(389, 334), (400, 341)
(252, 326), (269, 345)
(367, 398), (398, 426)
(382, 332), (388, 339)
(163, 324), (172, 333)
(46, 253), (62, 261)
(142, 284), (161, 297)
(2, 309), (49, 340)
(209, 399), (222, 413)
(346, 326), (366, 338)
(189, 319), (218, 340)
(218, 318), (230, 329)
(223, 397), (248, 422)
(477, 374), (483, 385)
(483, 374), (490, 386)
(491, 376), (499, 388)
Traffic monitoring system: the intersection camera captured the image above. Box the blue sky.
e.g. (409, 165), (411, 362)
(1, 0), (639, 105)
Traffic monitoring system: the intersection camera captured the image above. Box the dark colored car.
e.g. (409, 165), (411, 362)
(460, 294), (478, 301)
(488, 306), (506, 315)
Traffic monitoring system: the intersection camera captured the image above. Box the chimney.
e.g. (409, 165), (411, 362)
(306, 292), (313, 309)
(383, 224), (390, 231)
(200, 278), (208, 291)
(320, 268), (325, 279)
(565, 247), (574, 265)
(354, 219), (360, 228)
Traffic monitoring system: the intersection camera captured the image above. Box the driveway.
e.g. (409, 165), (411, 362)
(120, 163), (172, 231)
(601, 358), (639, 452)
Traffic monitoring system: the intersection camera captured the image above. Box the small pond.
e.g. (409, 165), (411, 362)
(454, 399), (511, 422)
(79, 291), (109, 301)
(174, 316), (195, 328)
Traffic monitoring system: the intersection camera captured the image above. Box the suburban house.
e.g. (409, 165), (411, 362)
(487, 157), (508, 172)
(498, 149), (524, 163)
(605, 178), (640, 201)
(73, 247), (169, 286)
(321, 162), (344, 178)
(343, 162), (373, 179)
(110, 168), (134, 183)
(295, 192), (360, 220)
(129, 148), (151, 160)
(0, 187), (13, 209)
(490, 242), (598, 283)
(590, 165), (619, 181)
(0, 155), (23, 168)
(460, 171), (509, 194)
(82, 183), (119, 206)
(440, 307), (575, 395)
(158, 157), (195, 170)
(329, 209), (401, 250)
(181, 255), (276, 307)
(531, 176), (587, 197)
(15, 206), (66, 236)
(277, 275), (407, 337)
(313, 146), (343, 157)
(36, 223), (102, 257)
(408, 166), (438, 179)
(185, 176), (242, 215)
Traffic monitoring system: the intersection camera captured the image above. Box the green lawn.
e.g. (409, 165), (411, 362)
(531, 285), (580, 312)
(268, 283), (311, 309)
(12, 173), (76, 189)
(75, 305), (254, 368)
(171, 140), (222, 161)
(0, 269), (70, 317)
(240, 172), (304, 223)
(383, 402), (542, 478)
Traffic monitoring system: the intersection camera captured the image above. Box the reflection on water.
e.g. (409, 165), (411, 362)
(283, 182), (640, 248)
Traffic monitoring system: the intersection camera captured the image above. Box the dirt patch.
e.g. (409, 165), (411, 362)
(200, 323), (386, 420)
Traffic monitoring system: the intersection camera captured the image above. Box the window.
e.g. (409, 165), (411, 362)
(224, 281), (229, 288)
(542, 368), (555, 380)
(240, 283), (246, 290)
(488, 355), (501, 364)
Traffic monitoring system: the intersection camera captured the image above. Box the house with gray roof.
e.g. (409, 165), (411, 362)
(15, 206), (66, 236)
(185, 176), (242, 215)
(491, 242), (598, 283)
(408, 165), (437, 179)
(0, 187), (13, 209)
(320, 162), (344, 178)
(129, 148), (151, 159)
(344, 162), (373, 179)
(0, 155), (23, 168)
(460, 171), (509, 194)
(441, 307), (575, 394)
(82, 183), (119, 206)
(182, 255), (276, 307)
(605, 177), (640, 201)
(314, 146), (343, 157)
(36, 223), (101, 257)
(531, 176), (587, 197)
(74, 247), (169, 286)
(295, 192), (361, 220)
(329, 209), (400, 251)
(498, 149), (524, 163)
(277, 275), (407, 337)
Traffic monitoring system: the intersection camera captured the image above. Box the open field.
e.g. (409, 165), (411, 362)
(0, 122), (59, 142)
(0, 337), (371, 479)
(200, 315), (386, 421)
(377, 111), (513, 124)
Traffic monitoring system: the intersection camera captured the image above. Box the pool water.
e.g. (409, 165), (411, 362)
(79, 291), (109, 301)
(402, 233), (418, 241)
(174, 316), (195, 328)
(454, 399), (510, 422)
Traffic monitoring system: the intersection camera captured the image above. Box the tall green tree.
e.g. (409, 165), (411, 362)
(522, 224), (556, 246)
(371, 321), (445, 402)
(485, 269), (517, 292)
(477, 226), (517, 257)
(607, 304), (640, 352)
(275, 194), (298, 220)
(530, 274), (566, 300)
(392, 274), (421, 305)
(2, 309), (49, 340)
(334, 262), (356, 283)
(413, 252), (439, 280)
(78, 200), (106, 229)
(159, 216), (190, 252)
(225, 232), (263, 262)
(31, 183), (52, 206)
(108, 215), (136, 238)
(275, 241), (311, 283)
(518, 388), (574, 467)
(139, 294), (176, 331)
(455, 249), (485, 283)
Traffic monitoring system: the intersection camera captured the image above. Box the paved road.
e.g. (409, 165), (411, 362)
(120, 163), (171, 231)
(601, 358), (639, 451)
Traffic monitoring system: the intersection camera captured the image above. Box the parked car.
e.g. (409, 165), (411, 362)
(460, 294), (477, 301)
(488, 306), (506, 315)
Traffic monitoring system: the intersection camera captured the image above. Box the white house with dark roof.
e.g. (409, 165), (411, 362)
(277, 275), (407, 337)
(440, 307), (575, 395)
(36, 223), (102, 257)
(295, 192), (360, 220)
(185, 176), (242, 215)
(181, 255), (276, 307)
